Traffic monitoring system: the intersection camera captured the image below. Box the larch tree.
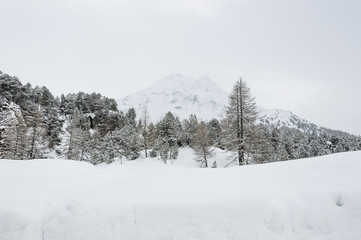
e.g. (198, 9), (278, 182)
(141, 103), (151, 158)
(193, 122), (214, 168)
(224, 78), (257, 166)
(26, 104), (48, 159)
(147, 122), (158, 150)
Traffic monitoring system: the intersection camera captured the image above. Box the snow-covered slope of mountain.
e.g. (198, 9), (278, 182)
(256, 107), (317, 131)
(117, 73), (228, 121)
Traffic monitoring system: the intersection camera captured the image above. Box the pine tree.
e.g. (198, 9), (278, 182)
(193, 122), (214, 167)
(117, 124), (141, 160)
(181, 114), (199, 146)
(66, 108), (90, 160)
(207, 118), (222, 148)
(46, 105), (62, 148)
(156, 136), (169, 162)
(293, 132), (309, 159)
(101, 132), (117, 163)
(125, 108), (136, 126)
(223, 78), (257, 165)
(155, 112), (180, 162)
(88, 131), (103, 164)
(276, 144), (289, 161)
(0, 100), (27, 159)
(247, 124), (273, 164)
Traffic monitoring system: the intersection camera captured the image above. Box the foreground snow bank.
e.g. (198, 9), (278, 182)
(1, 150), (361, 240)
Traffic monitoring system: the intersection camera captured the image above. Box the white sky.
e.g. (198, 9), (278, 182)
(1, 0), (360, 135)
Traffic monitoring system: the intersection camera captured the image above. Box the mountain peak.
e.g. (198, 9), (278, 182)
(117, 74), (228, 121)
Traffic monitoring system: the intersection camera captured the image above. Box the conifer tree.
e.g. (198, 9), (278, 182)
(25, 104), (48, 159)
(276, 144), (289, 161)
(101, 132), (117, 163)
(155, 112), (180, 162)
(181, 114), (199, 146)
(141, 104), (151, 158)
(117, 124), (141, 160)
(156, 136), (169, 162)
(88, 131), (103, 164)
(66, 108), (90, 160)
(0, 100), (27, 159)
(193, 122), (214, 167)
(247, 125), (273, 164)
(125, 108), (136, 126)
(147, 122), (158, 150)
(207, 119), (222, 148)
(223, 78), (257, 165)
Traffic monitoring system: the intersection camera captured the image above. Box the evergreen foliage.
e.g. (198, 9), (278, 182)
(155, 112), (180, 163)
(0, 100), (27, 159)
(180, 114), (199, 146)
(206, 119), (222, 148)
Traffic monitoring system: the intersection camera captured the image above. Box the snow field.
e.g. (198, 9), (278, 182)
(1, 149), (361, 240)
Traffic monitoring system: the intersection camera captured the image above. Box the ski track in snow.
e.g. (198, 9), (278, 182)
(1, 149), (361, 240)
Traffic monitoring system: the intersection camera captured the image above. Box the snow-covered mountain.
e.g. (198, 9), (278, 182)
(117, 73), (228, 121)
(256, 107), (317, 131)
(117, 74), (350, 135)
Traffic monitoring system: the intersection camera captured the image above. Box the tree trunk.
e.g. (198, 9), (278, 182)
(237, 84), (244, 165)
(203, 146), (208, 168)
(240, 84), (244, 165)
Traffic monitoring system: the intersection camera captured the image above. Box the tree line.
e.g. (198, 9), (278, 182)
(1, 70), (360, 167)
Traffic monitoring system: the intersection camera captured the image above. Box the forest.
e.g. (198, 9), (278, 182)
(1, 70), (360, 167)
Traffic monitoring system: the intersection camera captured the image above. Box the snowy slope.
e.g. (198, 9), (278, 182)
(117, 73), (229, 121)
(1, 150), (361, 240)
(257, 106), (317, 130)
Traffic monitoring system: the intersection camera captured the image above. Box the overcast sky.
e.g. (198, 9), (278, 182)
(1, 0), (360, 135)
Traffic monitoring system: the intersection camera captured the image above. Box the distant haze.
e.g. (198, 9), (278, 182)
(1, 0), (360, 135)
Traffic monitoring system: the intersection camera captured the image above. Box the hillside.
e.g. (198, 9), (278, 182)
(1, 150), (361, 240)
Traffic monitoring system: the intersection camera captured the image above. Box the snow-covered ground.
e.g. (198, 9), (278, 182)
(1, 149), (361, 240)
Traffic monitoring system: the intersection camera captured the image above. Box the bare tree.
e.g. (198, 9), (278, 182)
(193, 122), (214, 167)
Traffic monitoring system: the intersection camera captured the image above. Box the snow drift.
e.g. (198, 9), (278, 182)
(1, 150), (361, 240)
